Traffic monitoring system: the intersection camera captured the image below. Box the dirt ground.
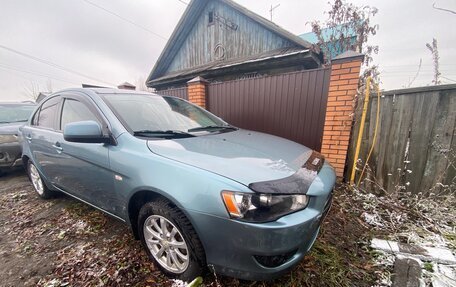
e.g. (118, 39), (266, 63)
(0, 170), (383, 287)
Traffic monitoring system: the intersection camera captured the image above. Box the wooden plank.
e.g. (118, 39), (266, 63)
(404, 92), (439, 194)
(441, 89), (456, 191)
(420, 90), (456, 193)
(387, 94), (416, 193)
(375, 96), (394, 190)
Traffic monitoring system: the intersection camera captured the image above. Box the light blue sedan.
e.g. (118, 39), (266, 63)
(20, 88), (335, 281)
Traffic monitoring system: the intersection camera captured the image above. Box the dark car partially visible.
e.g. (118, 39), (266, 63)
(0, 102), (36, 175)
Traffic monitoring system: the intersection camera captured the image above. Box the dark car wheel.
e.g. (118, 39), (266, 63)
(27, 162), (54, 199)
(138, 199), (206, 281)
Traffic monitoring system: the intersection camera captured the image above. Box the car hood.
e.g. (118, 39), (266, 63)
(0, 122), (24, 135)
(146, 129), (313, 186)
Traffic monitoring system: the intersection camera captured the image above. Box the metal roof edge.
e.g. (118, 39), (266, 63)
(382, 84), (456, 96)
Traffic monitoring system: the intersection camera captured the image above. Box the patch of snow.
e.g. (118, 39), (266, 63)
(171, 279), (187, 287)
(431, 264), (456, 287)
(73, 220), (88, 232)
(362, 212), (384, 227)
(43, 279), (61, 287)
(423, 246), (456, 264)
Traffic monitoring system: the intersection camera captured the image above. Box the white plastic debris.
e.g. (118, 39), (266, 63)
(371, 239), (400, 253)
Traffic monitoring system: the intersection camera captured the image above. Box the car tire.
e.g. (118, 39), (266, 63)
(138, 199), (206, 281)
(27, 162), (54, 199)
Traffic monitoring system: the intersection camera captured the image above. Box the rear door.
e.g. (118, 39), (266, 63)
(23, 96), (64, 183)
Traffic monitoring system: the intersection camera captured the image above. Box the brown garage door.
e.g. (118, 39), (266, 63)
(207, 68), (330, 151)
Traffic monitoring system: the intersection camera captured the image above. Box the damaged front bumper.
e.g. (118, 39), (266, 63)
(0, 141), (23, 171)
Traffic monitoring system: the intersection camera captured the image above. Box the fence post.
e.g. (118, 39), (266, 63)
(187, 76), (208, 108)
(320, 51), (364, 178)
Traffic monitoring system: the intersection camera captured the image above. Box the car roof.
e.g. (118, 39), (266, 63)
(52, 87), (166, 98)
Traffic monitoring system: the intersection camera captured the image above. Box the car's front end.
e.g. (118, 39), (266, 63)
(145, 128), (336, 281)
(0, 123), (29, 174)
(0, 132), (23, 172)
(185, 157), (335, 281)
(0, 103), (36, 174)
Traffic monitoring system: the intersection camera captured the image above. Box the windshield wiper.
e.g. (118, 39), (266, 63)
(187, 125), (237, 132)
(133, 130), (194, 138)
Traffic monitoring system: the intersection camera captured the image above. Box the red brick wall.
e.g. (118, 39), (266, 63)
(187, 81), (207, 108)
(321, 58), (363, 177)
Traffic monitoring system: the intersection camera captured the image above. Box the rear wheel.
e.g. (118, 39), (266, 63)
(27, 162), (53, 199)
(138, 199), (206, 281)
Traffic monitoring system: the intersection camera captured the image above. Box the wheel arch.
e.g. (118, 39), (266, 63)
(21, 154), (30, 167)
(127, 188), (199, 242)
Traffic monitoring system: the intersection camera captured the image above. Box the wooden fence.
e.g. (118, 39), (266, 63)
(348, 84), (456, 194)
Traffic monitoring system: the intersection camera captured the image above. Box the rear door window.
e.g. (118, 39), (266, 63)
(36, 97), (61, 130)
(60, 99), (100, 130)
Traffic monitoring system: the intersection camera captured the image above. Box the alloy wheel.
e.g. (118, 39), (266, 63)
(29, 164), (44, 196)
(143, 215), (189, 273)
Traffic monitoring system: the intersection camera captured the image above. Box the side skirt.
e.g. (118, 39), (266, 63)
(52, 185), (127, 223)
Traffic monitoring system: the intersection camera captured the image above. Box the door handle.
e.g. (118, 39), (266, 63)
(52, 142), (63, 152)
(25, 135), (32, 142)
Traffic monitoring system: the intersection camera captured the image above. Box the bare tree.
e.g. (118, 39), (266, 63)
(426, 38), (441, 85)
(433, 2), (456, 15)
(310, 0), (379, 84)
(22, 80), (41, 101)
(310, 1), (378, 63)
(135, 76), (152, 92)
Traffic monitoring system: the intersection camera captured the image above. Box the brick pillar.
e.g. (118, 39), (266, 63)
(187, 76), (208, 108)
(320, 51), (364, 177)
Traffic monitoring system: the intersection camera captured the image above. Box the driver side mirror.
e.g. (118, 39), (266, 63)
(63, 120), (109, 144)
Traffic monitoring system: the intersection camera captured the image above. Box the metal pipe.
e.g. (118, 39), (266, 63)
(350, 76), (371, 184)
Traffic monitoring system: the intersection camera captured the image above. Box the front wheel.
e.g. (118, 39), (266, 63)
(27, 162), (54, 199)
(138, 199), (206, 281)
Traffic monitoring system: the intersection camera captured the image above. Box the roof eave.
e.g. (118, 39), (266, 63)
(148, 50), (320, 89)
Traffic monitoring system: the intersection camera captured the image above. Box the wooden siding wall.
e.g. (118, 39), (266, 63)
(156, 87), (188, 100)
(348, 85), (456, 194)
(166, 1), (295, 74)
(207, 68), (331, 151)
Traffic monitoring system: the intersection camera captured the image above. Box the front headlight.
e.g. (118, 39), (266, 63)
(0, 134), (18, 144)
(221, 190), (309, 222)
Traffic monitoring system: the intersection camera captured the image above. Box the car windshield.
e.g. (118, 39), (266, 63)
(0, 104), (35, 124)
(102, 94), (231, 136)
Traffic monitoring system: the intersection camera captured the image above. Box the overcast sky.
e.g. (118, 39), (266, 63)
(1, 0), (455, 102)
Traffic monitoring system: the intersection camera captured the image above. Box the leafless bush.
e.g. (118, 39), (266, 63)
(352, 140), (456, 248)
